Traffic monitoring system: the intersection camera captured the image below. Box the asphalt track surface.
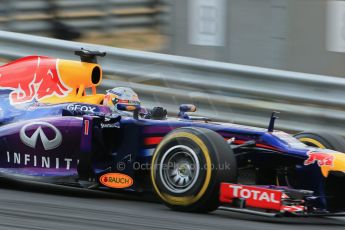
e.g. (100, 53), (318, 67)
(0, 180), (344, 230)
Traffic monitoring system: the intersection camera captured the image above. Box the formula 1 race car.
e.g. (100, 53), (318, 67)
(0, 50), (344, 217)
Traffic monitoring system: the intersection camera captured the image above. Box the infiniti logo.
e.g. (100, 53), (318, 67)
(20, 122), (62, 150)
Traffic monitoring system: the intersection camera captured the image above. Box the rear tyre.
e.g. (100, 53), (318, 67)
(151, 127), (237, 213)
(294, 132), (345, 152)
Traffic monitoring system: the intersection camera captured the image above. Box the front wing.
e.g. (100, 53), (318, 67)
(219, 183), (345, 217)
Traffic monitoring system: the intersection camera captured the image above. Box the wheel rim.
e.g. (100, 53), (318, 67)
(298, 137), (326, 148)
(159, 145), (200, 194)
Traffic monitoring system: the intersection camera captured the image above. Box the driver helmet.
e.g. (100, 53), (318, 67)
(103, 87), (140, 112)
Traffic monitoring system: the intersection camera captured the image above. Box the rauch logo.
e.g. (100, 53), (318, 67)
(99, 173), (133, 189)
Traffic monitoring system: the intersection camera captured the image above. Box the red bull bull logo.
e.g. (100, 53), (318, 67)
(0, 56), (71, 105)
(304, 151), (335, 167)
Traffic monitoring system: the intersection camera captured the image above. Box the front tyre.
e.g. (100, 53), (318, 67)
(294, 132), (345, 152)
(151, 127), (237, 212)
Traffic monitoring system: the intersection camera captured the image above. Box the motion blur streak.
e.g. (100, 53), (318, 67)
(0, 181), (344, 230)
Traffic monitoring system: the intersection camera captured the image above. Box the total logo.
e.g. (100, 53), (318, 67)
(20, 121), (62, 150)
(99, 173), (134, 189)
(220, 183), (283, 211)
(229, 185), (280, 203)
(67, 104), (97, 112)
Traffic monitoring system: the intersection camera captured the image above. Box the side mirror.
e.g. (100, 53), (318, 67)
(178, 104), (196, 119)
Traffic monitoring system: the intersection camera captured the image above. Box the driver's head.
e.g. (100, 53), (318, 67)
(103, 87), (140, 112)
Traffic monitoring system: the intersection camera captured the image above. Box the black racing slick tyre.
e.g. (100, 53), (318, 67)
(151, 127), (237, 213)
(294, 132), (345, 152)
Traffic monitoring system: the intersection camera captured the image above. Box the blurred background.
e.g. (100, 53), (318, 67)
(1, 0), (345, 76)
(0, 0), (167, 51)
